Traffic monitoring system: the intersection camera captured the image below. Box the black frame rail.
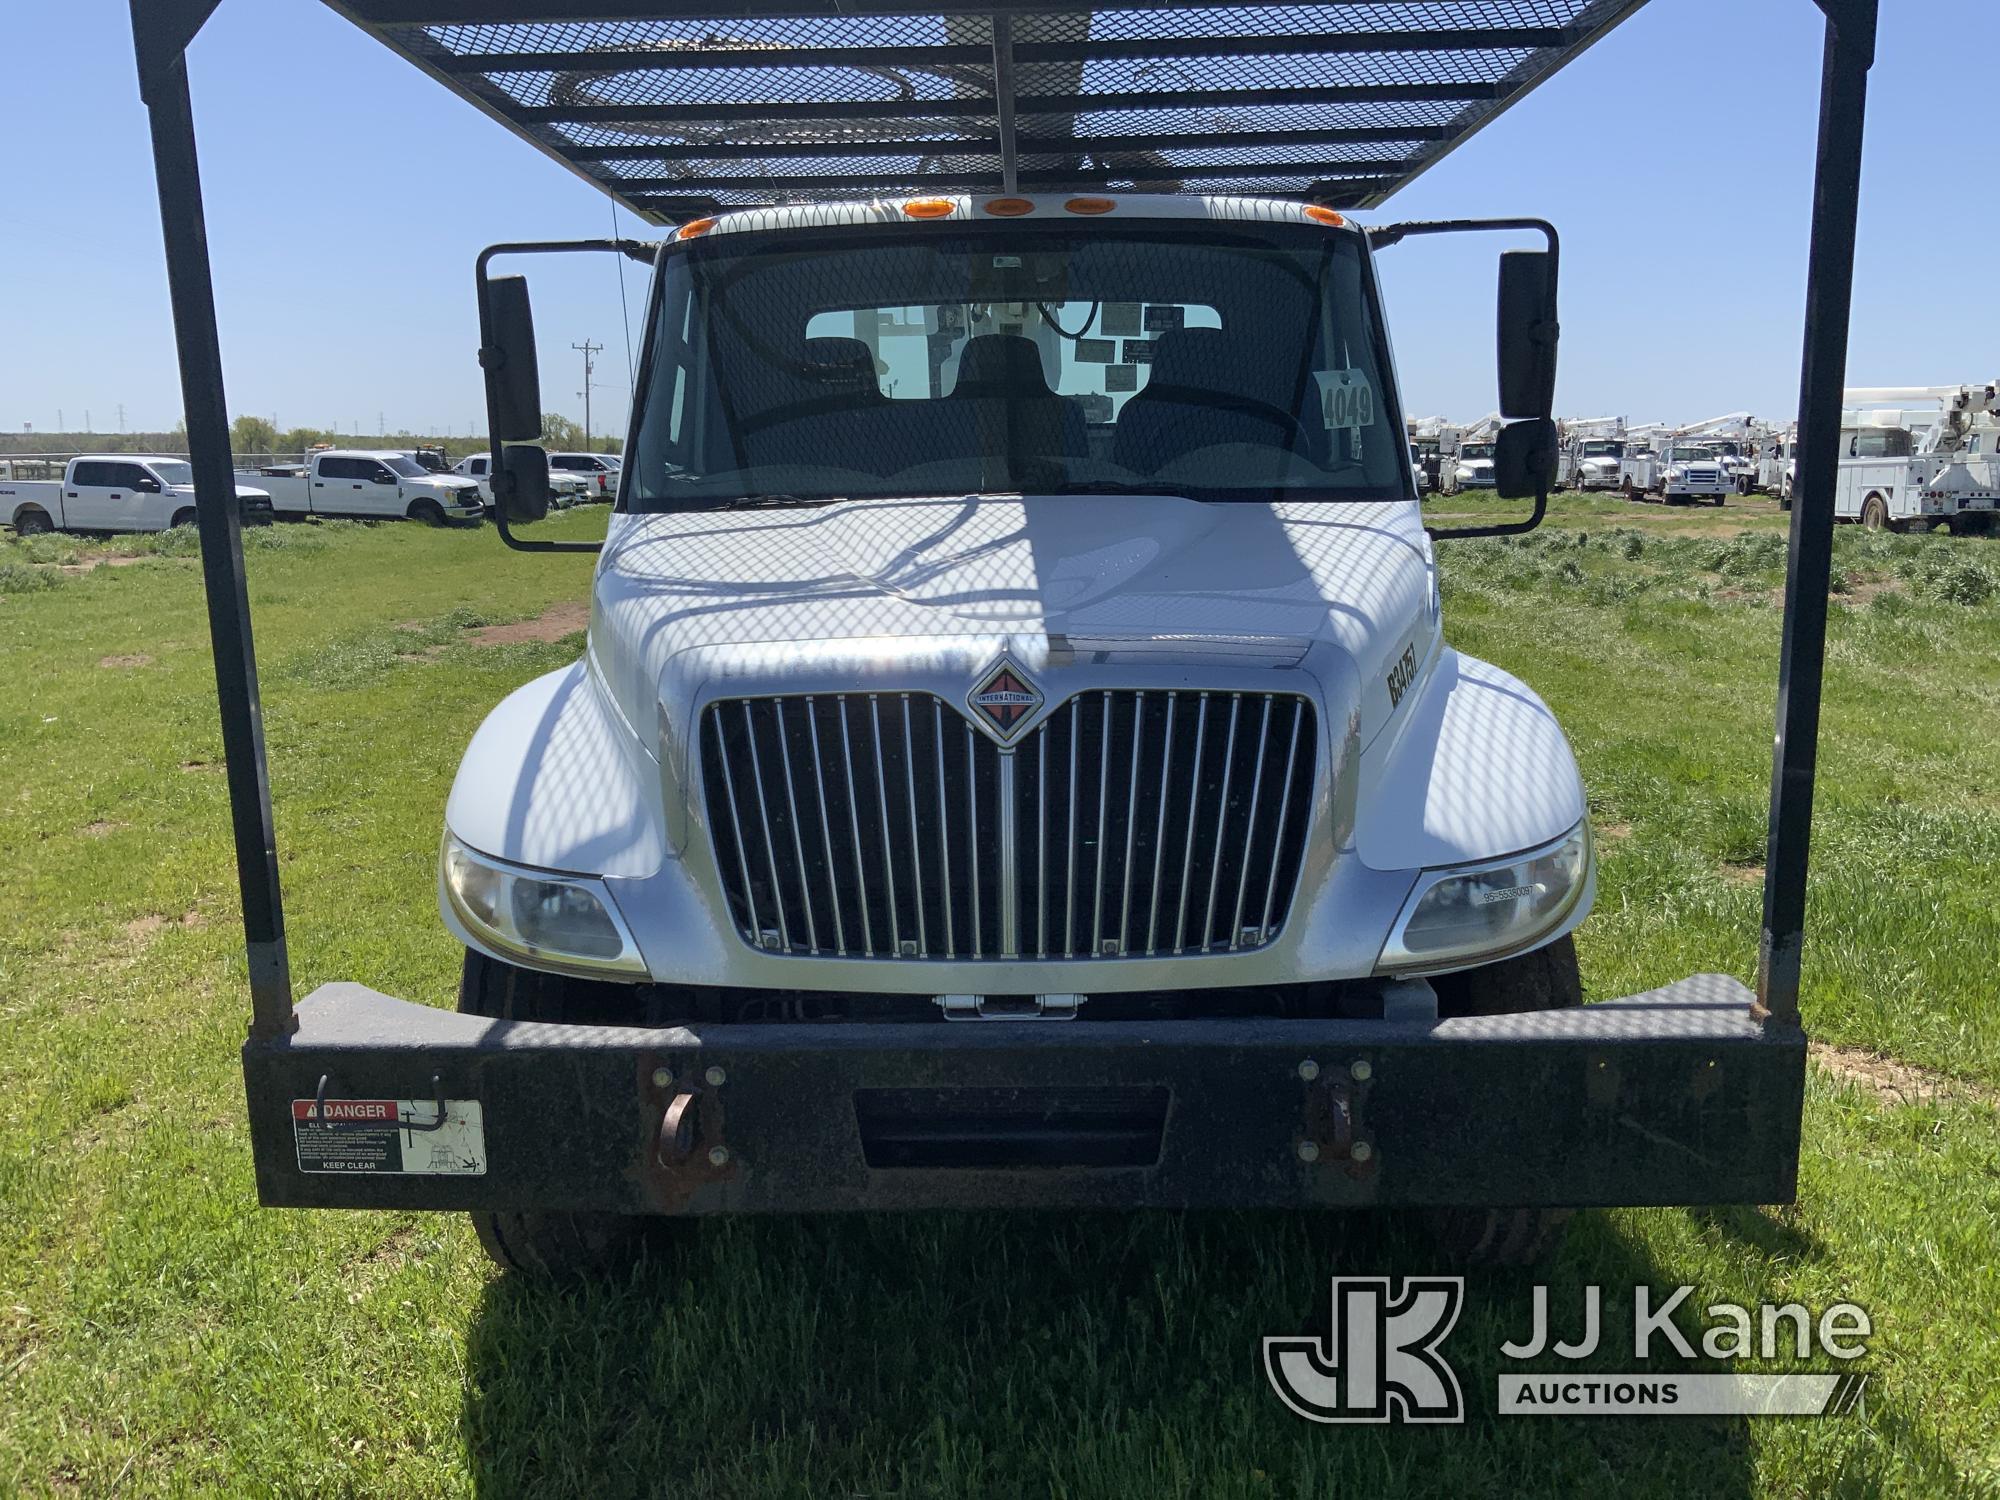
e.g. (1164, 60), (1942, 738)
(128, 0), (1878, 1211)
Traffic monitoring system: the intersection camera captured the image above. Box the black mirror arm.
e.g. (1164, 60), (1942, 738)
(476, 238), (657, 556)
(1371, 218), (1560, 543)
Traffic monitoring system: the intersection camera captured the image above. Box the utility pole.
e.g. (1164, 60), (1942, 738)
(572, 338), (602, 449)
(117, 403), (127, 433)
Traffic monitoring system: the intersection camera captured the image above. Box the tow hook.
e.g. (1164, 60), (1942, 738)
(1299, 1063), (1377, 1174)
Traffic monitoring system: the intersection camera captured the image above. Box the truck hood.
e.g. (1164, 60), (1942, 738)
(590, 495), (1436, 774)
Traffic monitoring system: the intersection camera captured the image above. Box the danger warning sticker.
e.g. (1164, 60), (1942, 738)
(291, 1097), (487, 1175)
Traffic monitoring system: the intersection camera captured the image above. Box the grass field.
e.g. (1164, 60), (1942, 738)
(2, 497), (1997, 1497)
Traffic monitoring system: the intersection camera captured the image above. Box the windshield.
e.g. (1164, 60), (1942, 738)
(626, 220), (1410, 509)
(1580, 441), (1622, 458)
(150, 461), (194, 487)
(382, 456), (429, 478)
(1460, 444), (1494, 461)
(1668, 447), (1710, 462)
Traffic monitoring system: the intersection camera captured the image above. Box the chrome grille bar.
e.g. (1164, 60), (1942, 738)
(700, 688), (1316, 962)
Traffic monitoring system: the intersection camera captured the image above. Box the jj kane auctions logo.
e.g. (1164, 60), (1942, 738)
(1266, 1278), (1872, 1422)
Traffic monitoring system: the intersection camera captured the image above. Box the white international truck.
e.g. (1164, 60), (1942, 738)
(1556, 417), (1628, 491)
(1832, 383), (2000, 533)
(240, 449), (484, 524)
(147, 0), (1853, 1293)
(1619, 436), (1733, 503)
(1, 454), (272, 535)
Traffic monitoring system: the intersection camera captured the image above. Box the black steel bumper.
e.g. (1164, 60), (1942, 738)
(244, 974), (1803, 1213)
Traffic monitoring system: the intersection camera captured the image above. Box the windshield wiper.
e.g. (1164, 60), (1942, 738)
(711, 493), (837, 511)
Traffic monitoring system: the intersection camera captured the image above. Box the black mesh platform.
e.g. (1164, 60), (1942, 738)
(327, 1), (1648, 221)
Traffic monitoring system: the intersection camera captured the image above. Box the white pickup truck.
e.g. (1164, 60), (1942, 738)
(451, 452), (590, 513)
(1, 454), (273, 536)
(240, 449), (484, 524)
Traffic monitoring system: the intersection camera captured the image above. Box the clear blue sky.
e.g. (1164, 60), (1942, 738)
(1, 0), (1993, 439)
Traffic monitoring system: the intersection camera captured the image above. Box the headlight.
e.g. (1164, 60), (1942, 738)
(441, 835), (645, 977)
(1375, 821), (1592, 976)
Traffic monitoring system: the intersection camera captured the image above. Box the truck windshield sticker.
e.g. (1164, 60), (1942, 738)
(1317, 369), (1377, 431)
(291, 1097), (487, 1175)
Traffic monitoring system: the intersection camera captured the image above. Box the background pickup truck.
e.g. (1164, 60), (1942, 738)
(450, 451), (590, 514)
(1, 454), (273, 535)
(240, 450), (484, 525)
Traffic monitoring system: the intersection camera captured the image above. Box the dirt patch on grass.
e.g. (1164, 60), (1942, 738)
(467, 600), (589, 646)
(1835, 574), (1908, 608)
(123, 911), (207, 942)
(80, 820), (124, 839)
(180, 758), (222, 773)
(57, 555), (153, 576)
(98, 653), (153, 669)
(1722, 861), (1765, 886)
(1810, 1043), (1997, 1109)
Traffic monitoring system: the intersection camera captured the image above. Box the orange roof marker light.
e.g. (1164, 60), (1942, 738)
(1303, 205), (1347, 228)
(983, 197), (1036, 217)
(1064, 196), (1117, 215)
(676, 216), (717, 240)
(902, 197), (957, 219)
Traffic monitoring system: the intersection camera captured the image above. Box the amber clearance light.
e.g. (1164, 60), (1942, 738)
(1064, 196), (1117, 215)
(983, 197), (1036, 217)
(902, 197), (957, 218)
(1303, 205), (1348, 227)
(676, 216), (717, 239)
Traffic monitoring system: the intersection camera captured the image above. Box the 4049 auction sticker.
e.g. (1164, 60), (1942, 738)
(291, 1096), (487, 1175)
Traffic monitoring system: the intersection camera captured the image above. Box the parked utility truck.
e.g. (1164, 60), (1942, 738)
(426, 194), (1613, 1273)
(1, 454), (273, 535)
(241, 449), (484, 524)
(1835, 383), (2000, 532)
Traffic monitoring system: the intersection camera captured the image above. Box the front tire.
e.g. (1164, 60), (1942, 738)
(458, 950), (674, 1277)
(1420, 937), (1583, 1267)
(409, 497), (446, 526)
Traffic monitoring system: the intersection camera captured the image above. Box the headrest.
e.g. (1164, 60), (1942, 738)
(798, 335), (879, 391)
(1144, 326), (1244, 391)
(951, 334), (1055, 397)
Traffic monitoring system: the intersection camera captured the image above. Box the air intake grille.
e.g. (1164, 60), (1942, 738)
(699, 689), (1316, 960)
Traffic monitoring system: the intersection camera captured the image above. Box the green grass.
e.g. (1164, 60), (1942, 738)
(2, 499), (1997, 1496)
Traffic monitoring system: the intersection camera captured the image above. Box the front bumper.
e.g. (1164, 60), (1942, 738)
(245, 974), (1803, 1213)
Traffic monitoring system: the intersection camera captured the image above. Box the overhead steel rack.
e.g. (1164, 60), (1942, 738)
(126, 0), (1880, 1221)
(319, 0), (1651, 221)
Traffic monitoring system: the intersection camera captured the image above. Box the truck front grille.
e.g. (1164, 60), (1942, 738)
(699, 689), (1317, 961)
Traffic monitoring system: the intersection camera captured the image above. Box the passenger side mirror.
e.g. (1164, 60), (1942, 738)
(497, 445), (550, 524)
(479, 273), (543, 443)
(1495, 418), (1557, 498)
(1497, 250), (1558, 421)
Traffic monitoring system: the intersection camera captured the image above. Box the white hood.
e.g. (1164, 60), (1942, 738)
(591, 495), (1435, 762)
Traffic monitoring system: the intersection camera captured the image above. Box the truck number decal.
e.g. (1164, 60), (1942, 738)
(1386, 644), (1419, 709)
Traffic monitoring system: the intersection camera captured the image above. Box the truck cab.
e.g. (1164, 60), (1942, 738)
(1450, 441), (1497, 490)
(1571, 437), (1626, 490)
(453, 451), (589, 512)
(442, 195), (1594, 1268)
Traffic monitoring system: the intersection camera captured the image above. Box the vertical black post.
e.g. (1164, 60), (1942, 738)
(137, 47), (295, 1038)
(1758, 0), (1877, 1027)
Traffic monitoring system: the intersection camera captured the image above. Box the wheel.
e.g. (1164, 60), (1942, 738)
(409, 497), (447, 526)
(170, 507), (197, 529)
(12, 507), (53, 536)
(1621, 477), (1637, 501)
(1860, 493), (1888, 530)
(1419, 937), (1583, 1267)
(458, 949), (675, 1277)
(1711, 493), (1726, 508)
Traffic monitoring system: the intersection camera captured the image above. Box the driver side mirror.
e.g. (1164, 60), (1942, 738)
(372, 470), (397, 485)
(1497, 250), (1558, 420)
(135, 476), (162, 493)
(479, 273), (542, 443)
